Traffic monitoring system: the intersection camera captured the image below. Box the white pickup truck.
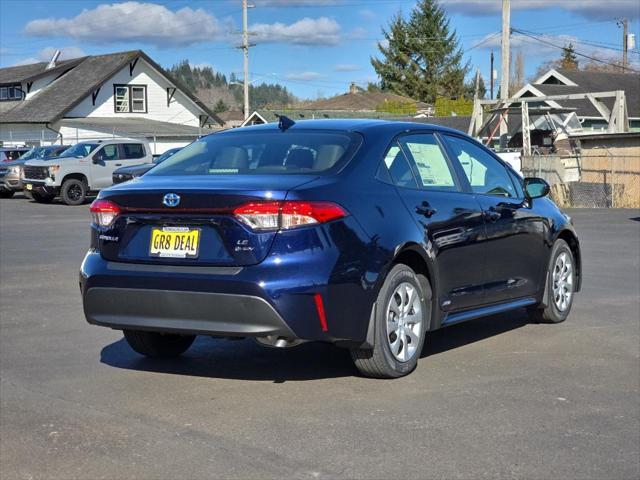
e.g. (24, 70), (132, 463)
(22, 138), (152, 205)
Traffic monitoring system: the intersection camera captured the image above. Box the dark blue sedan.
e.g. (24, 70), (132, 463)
(80, 119), (581, 378)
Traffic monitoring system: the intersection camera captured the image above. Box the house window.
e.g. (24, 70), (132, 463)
(0, 83), (22, 101)
(113, 84), (147, 113)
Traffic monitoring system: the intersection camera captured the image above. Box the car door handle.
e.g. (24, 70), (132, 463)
(416, 201), (437, 218)
(484, 208), (502, 222)
(115, 163), (123, 166)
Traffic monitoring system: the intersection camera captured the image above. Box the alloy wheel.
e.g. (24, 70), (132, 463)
(552, 251), (574, 312)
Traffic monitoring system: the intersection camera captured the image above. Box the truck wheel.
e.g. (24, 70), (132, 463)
(61, 178), (87, 205)
(0, 190), (14, 198)
(350, 264), (431, 378)
(123, 330), (196, 357)
(528, 239), (575, 324)
(31, 191), (55, 203)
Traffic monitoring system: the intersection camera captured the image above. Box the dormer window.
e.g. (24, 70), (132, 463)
(114, 84), (147, 113)
(0, 83), (22, 101)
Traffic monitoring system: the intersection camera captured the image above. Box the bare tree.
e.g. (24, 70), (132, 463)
(509, 49), (525, 96)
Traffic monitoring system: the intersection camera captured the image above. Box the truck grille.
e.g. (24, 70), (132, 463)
(23, 166), (48, 180)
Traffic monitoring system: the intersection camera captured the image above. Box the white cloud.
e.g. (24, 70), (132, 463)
(441, 0), (640, 19)
(334, 64), (362, 72)
(359, 9), (376, 20)
(285, 71), (322, 81)
(251, 17), (341, 45)
(13, 46), (86, 66)
(24, 2), (222, 47)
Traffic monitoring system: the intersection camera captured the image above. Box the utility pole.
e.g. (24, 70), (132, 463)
(490, 50), (494, 99)
(618, 18), (629, 72)
(499, 0), (510, 149)
(242, 0), (252, 120)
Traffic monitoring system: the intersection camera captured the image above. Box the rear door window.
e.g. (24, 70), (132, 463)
(121, 143), (145, 159)
(398, 134), (460, 191)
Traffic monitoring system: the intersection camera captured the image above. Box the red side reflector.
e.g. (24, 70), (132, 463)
(314, 293), (328, 332)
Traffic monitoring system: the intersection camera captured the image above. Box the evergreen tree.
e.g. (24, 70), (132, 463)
(371, 0), (468, 103)
(213, 99), (228, 113)
(560, 43), (579, 70)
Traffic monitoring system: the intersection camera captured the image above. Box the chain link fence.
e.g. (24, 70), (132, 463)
(522, 146), (640, 208)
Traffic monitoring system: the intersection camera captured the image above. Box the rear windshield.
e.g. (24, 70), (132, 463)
(147, 130), (361, 176)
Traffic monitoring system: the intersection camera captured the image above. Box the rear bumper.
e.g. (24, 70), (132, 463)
(85, 287), (296, 337)
(80, 239), (376, 343)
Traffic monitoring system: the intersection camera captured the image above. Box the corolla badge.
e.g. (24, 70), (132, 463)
(163, 193), (181, 207)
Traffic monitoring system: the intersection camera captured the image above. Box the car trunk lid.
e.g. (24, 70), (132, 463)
(97, 175), (318, 266)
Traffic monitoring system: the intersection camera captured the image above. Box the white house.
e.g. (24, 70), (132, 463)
(0, 50), (222, 153)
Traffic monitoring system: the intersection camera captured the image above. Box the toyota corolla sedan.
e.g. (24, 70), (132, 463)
(80, 119), (581, 378)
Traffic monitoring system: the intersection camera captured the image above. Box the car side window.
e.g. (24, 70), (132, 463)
(95, 144), (119, 161)
(377, 144), (418, 189)
(121, 143), (145, 159)
(444, 135), (517, 198)
(398, 134), (459, 191)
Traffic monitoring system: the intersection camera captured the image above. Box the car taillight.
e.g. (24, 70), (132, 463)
(234, 201), (347, 231)
(90, 199), (120, 227)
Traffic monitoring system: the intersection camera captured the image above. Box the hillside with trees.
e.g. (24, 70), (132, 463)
(168, 60), (298, 114)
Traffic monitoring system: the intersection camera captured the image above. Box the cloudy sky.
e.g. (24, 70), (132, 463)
(1, 0), (639, 99)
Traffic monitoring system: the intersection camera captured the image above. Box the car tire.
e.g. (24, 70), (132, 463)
(0, 190), (14, 198)
(350, 264), (431, 378)
(61, 178), (88, 205)
(528, 239), (575, 324)
(123, 330), (196, 357)
(31, 191), (55, 203)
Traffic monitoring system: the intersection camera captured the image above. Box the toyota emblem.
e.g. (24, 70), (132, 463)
(163, 193), (181, 207)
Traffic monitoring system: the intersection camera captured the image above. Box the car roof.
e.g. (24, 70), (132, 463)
(216, 118), (467, 136)
(77, 138), (148, 144)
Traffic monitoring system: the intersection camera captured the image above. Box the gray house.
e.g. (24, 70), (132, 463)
(513, 68), (640, 132)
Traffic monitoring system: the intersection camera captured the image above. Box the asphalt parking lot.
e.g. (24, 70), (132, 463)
(1, 195), (638, 480)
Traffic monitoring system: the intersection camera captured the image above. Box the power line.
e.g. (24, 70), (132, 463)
(512, 28), (640, 73)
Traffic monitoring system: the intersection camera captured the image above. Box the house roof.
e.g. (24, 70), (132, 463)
(526, 68), (640, 118)
(300, 90), (430, 112)
(242, 108), (421, 126)
(0, 58), (84, 84)
(0, 50), (222, 125)
(59, 117), (216, 137)
(403, 115), (472, 133)
(217, 110), (245, 122)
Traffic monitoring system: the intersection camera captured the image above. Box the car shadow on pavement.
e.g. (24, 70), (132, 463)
(100, 309), (532, 381)
(421, 309), (530, 358)
(101, 336), (358, 381)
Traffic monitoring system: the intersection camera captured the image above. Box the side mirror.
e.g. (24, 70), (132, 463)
(92, 153), (103, 164)
(523, 177), (550, 199)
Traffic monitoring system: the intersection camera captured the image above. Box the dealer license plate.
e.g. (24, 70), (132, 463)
(150, 226), (200, 259)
